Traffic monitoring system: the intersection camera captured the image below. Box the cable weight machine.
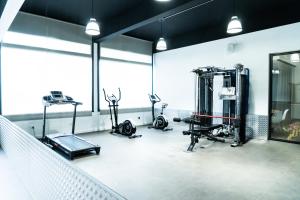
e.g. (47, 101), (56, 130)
(176, 64), (249, 151)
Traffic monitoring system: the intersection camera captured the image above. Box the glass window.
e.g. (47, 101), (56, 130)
(2, 31), (90, 55)
(99, 58), (152, 109)
(270, 52), (300, 143)
(1, 33), (92, 115)
(101, 47), (152, 64)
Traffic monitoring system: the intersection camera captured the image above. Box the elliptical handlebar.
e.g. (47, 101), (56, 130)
(118, 88), (121, 102)
(103, 88), (109, 103)
(103, 88), (122, 103)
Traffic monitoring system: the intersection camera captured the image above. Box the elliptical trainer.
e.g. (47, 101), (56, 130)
(148, 94), (172, 131)
(103, 88), (141, 139)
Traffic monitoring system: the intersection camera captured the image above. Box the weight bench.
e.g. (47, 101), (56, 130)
(183, 120), (225, 151)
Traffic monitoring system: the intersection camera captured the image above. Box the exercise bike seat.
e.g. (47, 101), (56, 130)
(162, 103), (168, 108)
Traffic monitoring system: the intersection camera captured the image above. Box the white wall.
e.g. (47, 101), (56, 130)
(154, 22), (300, 116)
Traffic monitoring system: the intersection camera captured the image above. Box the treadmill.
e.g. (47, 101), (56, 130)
(42, 91), (100, 160)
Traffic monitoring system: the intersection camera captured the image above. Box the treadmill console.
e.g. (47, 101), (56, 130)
(51, 91), (65, 101)
(43, 91), (79, 106)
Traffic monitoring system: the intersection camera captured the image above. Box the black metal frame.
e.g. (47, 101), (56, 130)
(268, 50), (300, 144)
(180, 65), (249, 151)
(183, 120), (224, 151)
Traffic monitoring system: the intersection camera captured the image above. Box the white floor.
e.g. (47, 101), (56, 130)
(1, 123), (300, 200)
(73, 123), (300, 200)
(0, 151), (32, 200)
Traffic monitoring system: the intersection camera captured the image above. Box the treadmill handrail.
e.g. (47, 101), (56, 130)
(42, 93), (82, 139)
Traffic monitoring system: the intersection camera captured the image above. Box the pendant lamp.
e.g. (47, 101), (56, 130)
(227, 0), (242, 34)
(85, 0), (100, 36)
(227, 16), (242, 34)
(156, 20), (167, 51)
(156, 37), (167, 51)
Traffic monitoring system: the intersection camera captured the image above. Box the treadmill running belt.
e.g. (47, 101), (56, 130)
(52, 136), (94, 151)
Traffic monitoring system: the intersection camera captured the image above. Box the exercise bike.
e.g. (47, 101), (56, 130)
(148, 94), (172, 131)
(103, 88), (141, 139)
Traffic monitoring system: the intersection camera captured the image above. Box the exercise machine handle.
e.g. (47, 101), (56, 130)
(103, 88), (109, 103)
(155, 94), (161, 103)
(117, 88), (121, 102)
(103, 88), (121, 103)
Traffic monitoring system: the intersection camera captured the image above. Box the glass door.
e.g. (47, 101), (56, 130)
(269, 51), (300, 143)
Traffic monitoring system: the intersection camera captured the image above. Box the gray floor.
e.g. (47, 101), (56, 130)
(74, 123), (300, 200)
(0, 151), (32, 200)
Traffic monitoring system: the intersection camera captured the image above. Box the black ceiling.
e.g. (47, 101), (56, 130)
(125, 0), (300, 51)
(20, 0), (300, 51)
(20, 0), (145, 24)
(0, 0), (8, 16)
